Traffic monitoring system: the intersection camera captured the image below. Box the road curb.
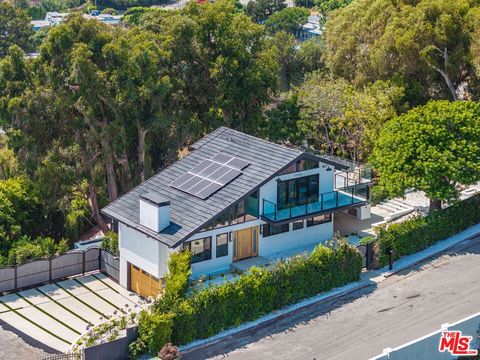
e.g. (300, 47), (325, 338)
(383, 233), (480, 278)
(180, 281), (373, 356)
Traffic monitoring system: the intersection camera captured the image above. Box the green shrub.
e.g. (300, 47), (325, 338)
(101, 232), (119, 255)
(161, 251), (192, 308)
(170, 242), (362, 345)
(133, 243), (362, 356)
(377, 195), (480, 266)
(130, 310), (174, 357)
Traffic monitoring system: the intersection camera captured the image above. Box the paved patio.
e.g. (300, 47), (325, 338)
(0, 272), (143, 353)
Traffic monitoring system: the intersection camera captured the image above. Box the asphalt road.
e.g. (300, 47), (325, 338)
(185, 235), (480, 360)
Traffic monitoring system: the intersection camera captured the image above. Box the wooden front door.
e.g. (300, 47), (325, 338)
(237, 228), (252, 260)
(130, 264), (162, 298)
(233, 226), (259, 262)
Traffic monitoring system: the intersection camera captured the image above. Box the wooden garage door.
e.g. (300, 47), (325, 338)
(130, 264), (163, 299)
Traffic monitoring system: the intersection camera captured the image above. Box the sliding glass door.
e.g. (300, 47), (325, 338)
(277, 174), (319, 210)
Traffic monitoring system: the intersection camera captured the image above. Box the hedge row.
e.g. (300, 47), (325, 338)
(131, 243), (362, 356)
(170, 243), (362, 346)
(377, 194), (480, 266)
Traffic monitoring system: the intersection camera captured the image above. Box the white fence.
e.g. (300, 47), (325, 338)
(371, 312), (480, 360)
(0, 247), (119, 293)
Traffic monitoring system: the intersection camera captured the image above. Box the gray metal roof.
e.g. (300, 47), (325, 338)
(101, 127), (303, 248)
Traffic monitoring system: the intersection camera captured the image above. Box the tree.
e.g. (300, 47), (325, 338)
(297, 75), (404, 162)
(315, 0), (351, 16)
(270, 31), (299, 91)
(295, 36), (325, 75)
(0, 3), (34, 58)
(246, 0), (286, 23)
(370, 100), (480, 211)
(265, 7), (310, 34)
(323, 0), (480, 101)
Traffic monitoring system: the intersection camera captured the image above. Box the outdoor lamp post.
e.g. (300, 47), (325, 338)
(387, 248), (394, 270)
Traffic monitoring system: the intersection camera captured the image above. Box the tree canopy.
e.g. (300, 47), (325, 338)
(370, 100), (480, 210)
(0, 3), (34, 58)
(297, 75), (404, 162)
(265, 7), (310, 34)
(246, 0), (287, 23)
(323, 0), (480, 101)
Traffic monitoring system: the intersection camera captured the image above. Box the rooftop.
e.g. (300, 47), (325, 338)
(101, 127), (303, 247)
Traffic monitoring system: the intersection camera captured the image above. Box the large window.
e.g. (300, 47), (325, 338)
(184, 237), (212, 263)
(216, 233), (228, 258)
(306, 213), (332, 227)
(279, 158), (319, 175)
(262, 223), (289, 237)
(200, 191), (259, 232)
(277, 174), (319, 210)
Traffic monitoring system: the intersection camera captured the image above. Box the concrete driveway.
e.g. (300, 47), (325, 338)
(184, 235), (480, 360)
(0, 272), (142, 353)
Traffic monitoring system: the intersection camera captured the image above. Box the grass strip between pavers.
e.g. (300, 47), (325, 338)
(0, 298), (70, 344)
(35, 288), (90, 325)
(92, 273), (138, 306)
(55, 282), (108, 320)
(16, 292), (81, 335)
(72, 278), (125, 313)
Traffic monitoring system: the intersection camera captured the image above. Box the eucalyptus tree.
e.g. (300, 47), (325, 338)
(324, 0), (480, 101)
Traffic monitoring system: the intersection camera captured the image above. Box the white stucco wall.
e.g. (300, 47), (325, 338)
(118, 223), (175, 287)
(185, 220), (263, 277)
(259, 217), (334, 257)
(259, 162), (335, 209)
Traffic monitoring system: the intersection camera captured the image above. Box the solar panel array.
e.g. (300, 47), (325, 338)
(170, 154), (250, 199)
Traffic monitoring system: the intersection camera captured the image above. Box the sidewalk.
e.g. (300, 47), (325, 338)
(179, 222), (480, 355)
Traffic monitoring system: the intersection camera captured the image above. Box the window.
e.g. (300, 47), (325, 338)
(279, 158), (319, 175)
(200, 196), (259, 232)
(277, 174), (319, 210)
(184, 237), (212, 263)
(306, 213), (332, 227)
(216, 233), (228, 258)
(262, 223), (289, 237)
(296, 158), (319, 172)
(292, 220), (304, 230)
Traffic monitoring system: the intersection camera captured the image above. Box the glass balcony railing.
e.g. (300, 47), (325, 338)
(262, 184), (369, 223)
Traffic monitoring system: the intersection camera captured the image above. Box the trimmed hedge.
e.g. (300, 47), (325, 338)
(170, 242), (362, 345)
(131, 242), (362, 356)
(377, 194), (480, 266)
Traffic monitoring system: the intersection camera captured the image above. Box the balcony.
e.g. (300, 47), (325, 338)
(261, 184), (369, 224)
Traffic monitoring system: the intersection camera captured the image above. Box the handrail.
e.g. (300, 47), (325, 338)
(262, 184), (369, 222)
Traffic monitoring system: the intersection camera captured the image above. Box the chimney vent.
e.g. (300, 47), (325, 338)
(139, 193), (170, 232)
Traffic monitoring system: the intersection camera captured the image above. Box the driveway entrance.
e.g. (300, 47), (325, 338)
(0, 272), (142, 353)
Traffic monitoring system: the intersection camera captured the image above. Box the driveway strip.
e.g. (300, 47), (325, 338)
(73, 277), (125, 313)
(15, 293), (81, 335)
(35, 287), (90, 324)
(0, 298), (70, 346)
(55, 281), (109, 319)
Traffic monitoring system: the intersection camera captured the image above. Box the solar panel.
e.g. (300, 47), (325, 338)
(171, 153), (250, 199)
(198, 162), (222, 177)
(177, 174), (202, 192)
(170, 173), (194, 188)
(207, 166), (229, 181)
(225, 157), (250, 170)
(186, 179), (212, 194)
(217, 168), (242, 185)
(190, 160), (214, 174)
(195, 182), (223, 199)
(211, 153), (234, 164)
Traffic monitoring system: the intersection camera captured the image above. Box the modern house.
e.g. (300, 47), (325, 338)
(101, 127), (372, 298)
(296, 15), (322, 41)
